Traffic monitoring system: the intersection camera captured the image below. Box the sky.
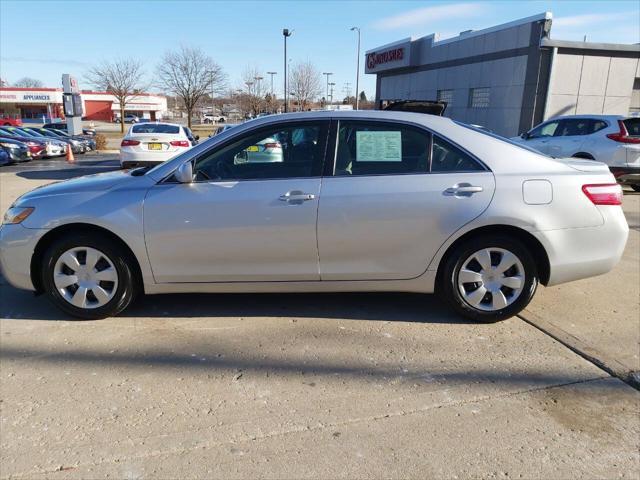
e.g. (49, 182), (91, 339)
(1, 0), (639, 100)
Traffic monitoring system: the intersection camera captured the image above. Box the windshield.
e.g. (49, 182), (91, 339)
(131, 124), (180, 134)
(455, 121), (551, 157)
(17, 129), (42, 137)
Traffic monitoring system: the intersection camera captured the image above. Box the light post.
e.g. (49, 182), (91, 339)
(350, 26), (361, 109)
(329, 82), (335, 105)
(254, 76), (264, 113)
(266, 71), (277, 113)
(267, 71), (277, 96)
(207, 69), (215, 119)
(322, 72), (333, 107)
(283, 28), (293, 113)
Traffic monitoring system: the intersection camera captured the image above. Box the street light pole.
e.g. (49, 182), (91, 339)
(254, 76), (263, 113)
(322, 72), (333, 107)
(207, 69), (215, 119)
(283, 28), (292, 113)
(350, 26), (361, 110)
(267, 71), (276, 96)
(329, 82), (335, 105)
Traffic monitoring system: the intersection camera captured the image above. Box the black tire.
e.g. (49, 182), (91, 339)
(41, 233), (138, 320)
(438, 235), (538, 323)
(631, 185), (640, 192)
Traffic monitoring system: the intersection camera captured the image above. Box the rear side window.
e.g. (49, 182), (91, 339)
(590, 120), (608, 134)
(431, 136), (484, 172)
(131, 124), (180, 134)
(623, 118), (640, 136)
(334, 121), (430, 176)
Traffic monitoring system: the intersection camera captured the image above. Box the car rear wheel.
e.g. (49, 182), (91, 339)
(439, 235), (538, 322)
(41, 234), (137, 320)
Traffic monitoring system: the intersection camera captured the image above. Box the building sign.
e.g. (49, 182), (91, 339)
(364, 39), (412, 73)
(23, 94), (51, 101)
(0, 92), (57, 103)
(367, 48), (404, 69)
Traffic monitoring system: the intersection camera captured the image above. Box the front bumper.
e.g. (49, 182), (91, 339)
(0, 224), (48, 291)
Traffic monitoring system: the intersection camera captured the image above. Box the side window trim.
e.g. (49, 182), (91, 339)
(173, 119), (331, 184)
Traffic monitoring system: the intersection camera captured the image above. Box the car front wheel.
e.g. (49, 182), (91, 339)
(439, 235), (538, 322)
(41, 234), (137, 320)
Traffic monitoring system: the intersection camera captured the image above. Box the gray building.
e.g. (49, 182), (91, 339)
(365, 12), (640, 137)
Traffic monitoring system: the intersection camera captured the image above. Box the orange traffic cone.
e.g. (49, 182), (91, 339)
(66, 145), (75, 163)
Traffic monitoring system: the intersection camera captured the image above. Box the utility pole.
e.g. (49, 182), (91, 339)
(207, 69), (215, 118)
(343, 82), (352, 102)
(283, 28), (293, 113)
(350, 27), (361, 109)
(322, 72), (333, 107)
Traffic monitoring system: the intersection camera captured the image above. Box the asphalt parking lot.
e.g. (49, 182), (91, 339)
(0, 155), (638, 479)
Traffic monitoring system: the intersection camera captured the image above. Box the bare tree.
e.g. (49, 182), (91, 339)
(156, 46), (226, 128)
(237, 66), (266, 118)
(85, 58), (145, 133)
(289, 61), (322, 111)
(14, 77), (43, 88)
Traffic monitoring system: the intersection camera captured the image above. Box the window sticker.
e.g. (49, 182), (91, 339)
(356, 131), (402, 162)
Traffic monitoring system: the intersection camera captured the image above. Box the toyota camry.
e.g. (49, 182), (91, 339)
(0, 111), (628, 321)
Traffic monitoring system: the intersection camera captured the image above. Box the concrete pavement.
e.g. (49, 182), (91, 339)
(0, 157), (638, 479)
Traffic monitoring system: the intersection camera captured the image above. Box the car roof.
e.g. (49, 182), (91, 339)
(547, 114), (625, 121)
(131, 121), (182, 127)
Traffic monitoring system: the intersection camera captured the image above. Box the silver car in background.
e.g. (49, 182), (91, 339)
(0, 111), (628, 322)
(512, 115), (640, 190)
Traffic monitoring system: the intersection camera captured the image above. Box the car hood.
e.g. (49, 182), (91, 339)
(16, 170), (137, 204)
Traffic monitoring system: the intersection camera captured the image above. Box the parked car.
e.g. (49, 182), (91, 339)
(512, 115), (640, 191)
(47, 128), (96, 151)
(0, 111), (628, 321)
(18, 127), (86, 154)
(0, 115), (22, 126)
(6, 127), (69, 157)
(0, 128), (48, 158)
(0, 137), (31, 163)
(202, 113), (226, 124)
(119, 122), (198, 168)
(0, 148), (10, 166)
(43, 122), (96, 137)
(115, 114), (140, 124)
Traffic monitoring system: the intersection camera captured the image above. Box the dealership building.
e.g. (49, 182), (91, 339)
(365, 12), (640, 137)
(0, 87), (167, 123)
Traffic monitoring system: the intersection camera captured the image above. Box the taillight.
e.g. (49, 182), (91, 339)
(170, 140), (190, 147)
(263, 142), (281, 149)
(121, 139), (140, 147)
(582, 183), (623, 205)
(606, 120), (640, 144)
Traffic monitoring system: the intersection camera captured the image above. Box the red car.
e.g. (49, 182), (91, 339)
(0, 115), (23, 127)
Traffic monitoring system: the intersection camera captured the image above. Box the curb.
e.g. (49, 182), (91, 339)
(518, 309), (639, 391)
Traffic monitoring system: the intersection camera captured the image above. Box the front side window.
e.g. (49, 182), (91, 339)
(334, 121), (430, 176)
(528, 121), (559, 139)
(193, 122), (328, 181)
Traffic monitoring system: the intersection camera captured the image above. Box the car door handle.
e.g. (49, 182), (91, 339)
(444, 184), (484, 197)
(279, 190), (316, 204)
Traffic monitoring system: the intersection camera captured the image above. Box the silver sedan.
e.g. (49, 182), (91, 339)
(0, 111), (629, 322)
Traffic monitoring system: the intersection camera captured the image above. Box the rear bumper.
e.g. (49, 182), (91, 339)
(120, 149), (181, 167)
(534, 205), (629, 286)
(610, 166), (640, 185)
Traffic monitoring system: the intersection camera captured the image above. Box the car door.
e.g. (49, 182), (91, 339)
(143, 120), (329, 283)
(547, 118), (590, 158)
(522, 120), (560, 154)
(317, 120), (495, 281)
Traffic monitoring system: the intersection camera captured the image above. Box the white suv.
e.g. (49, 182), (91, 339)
(202, 114), (226, 124)
(512, 115), (640, 191)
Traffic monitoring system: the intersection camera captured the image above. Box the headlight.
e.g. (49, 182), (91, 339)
(3, 206), (35, 225)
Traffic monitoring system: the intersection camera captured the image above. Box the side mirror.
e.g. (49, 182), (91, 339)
(195, 135), (200, 140)
(175, 162), (193, 183)
(521, 132), (529, 139)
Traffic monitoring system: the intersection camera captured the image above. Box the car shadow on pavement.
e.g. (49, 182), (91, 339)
(1, 285), (472, 324)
